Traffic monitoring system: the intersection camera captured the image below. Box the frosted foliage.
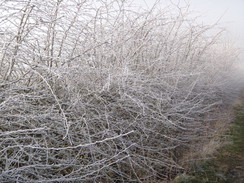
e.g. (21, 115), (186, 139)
(0, 0), (238, 182)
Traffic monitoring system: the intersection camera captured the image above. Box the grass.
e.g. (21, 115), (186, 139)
(172, 101), (244, 183)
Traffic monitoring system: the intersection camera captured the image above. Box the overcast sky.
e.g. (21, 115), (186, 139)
(190, 0), (244, 49)
(132, 0), (244, 67)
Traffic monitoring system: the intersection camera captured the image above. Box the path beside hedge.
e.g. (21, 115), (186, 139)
(172, 91), (244, 183)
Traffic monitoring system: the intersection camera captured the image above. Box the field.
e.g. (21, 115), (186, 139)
(172, 91), (244, 183)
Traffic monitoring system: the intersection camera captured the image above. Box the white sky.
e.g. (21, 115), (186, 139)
(189, 0), (244, 51)
(132, 0), (244, 68)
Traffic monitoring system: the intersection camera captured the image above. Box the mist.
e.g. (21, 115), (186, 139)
(0, 0), (243, 182)
(133, 0), (244, 71)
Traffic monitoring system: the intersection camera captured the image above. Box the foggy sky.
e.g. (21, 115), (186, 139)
(189, 0), (244, 57)
(132, 0), (244, 67)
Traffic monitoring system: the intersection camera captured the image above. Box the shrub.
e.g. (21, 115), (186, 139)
(0, 0), (238, 182)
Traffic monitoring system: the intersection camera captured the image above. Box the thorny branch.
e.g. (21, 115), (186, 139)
(0, 0), (239, 182)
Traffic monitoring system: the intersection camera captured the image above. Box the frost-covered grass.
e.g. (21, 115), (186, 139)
(172, 97), (244, 183)
(0, 0), (239, 182)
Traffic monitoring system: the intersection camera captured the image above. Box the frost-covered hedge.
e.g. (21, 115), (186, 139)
(0, 0), (238, 182)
